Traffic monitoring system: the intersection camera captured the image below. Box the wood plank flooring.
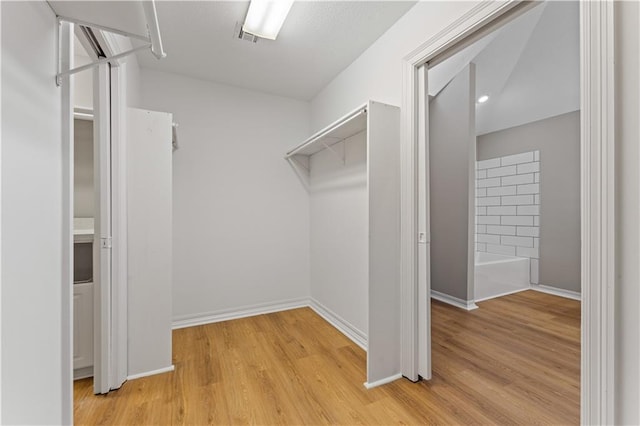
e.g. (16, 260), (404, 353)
(74, 290), (580, 425)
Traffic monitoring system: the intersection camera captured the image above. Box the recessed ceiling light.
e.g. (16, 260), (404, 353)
(243, 0), (294, 41)
(477, 95), (489, 104)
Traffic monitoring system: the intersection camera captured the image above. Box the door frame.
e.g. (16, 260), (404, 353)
(60, 21), (74, 425)
(399, 1), (615, 425)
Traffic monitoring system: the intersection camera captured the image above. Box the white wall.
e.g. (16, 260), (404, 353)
(1, 1), (66, 423)
(74, 119), (94, 217)
(429, 64), (476, 302)
(310, 1), (477, 131)
(139, 69), (310, 322)
(73, 64), (93, 111)
(615, 2), (640, 423)
(124, 56), (141, 108)
(310, 132), (368, 335)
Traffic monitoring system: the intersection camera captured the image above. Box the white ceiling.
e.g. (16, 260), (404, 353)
(49, 1), (149, 38)
(135, 1), (416, 100)
(429, 1), (580, 135)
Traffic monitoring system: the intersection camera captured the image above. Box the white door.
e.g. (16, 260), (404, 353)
(93, 62), (112, 394)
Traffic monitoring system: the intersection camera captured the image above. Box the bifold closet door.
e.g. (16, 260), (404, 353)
(93, 62), (112, 395)
(366, 101), (401, 386)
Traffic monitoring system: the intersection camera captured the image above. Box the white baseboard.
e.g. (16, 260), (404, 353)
(127, 365), (175, 381)
(474, 287), (530, 303)
(172, 297), (367, 352)
(531, 284), (581, 301)
(309, 298), (367, 350)
(172, 297), (309, 329)
(363, 373), (403, 389)
(73, 366), (93, 381)
(431, 290), (478, 311)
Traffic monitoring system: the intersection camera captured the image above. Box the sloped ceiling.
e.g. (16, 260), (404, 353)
(429, 1), (580, 136)
(472, 4), (546, 112)
(428, 31), (498, 99)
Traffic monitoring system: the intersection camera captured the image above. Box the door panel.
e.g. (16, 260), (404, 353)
(93, 62), (112, 395)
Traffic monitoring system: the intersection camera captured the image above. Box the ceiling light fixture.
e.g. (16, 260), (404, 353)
(243, 0), (294, 41)
(477, 95), (489, 103)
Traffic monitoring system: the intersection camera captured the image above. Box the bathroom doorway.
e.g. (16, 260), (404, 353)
(406, 0), (584, 422)
(426, 1), (581, 307)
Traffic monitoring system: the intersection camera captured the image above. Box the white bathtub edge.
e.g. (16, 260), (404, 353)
(531, 284), (581, 301)
(431, 290), (478, 311)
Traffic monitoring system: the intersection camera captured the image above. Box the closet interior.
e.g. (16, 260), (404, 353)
(286, 101), (401, 387)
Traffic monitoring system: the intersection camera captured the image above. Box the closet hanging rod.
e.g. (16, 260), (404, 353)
(285, 106), (367, 158)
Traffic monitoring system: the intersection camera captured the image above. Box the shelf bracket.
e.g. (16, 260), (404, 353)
(322, 140), (345, 165)
(285, 156), (310, 190)
(289, 155), (309, 173)
(57, 43), (151, 81)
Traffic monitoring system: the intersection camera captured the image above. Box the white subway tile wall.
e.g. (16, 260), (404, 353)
(476, 150), (540, 284)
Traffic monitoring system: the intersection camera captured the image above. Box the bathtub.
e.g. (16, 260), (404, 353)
(474, 252), (530, 302)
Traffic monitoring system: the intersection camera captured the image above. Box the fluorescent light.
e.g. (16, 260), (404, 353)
(477, 95), (489, 103)
(243, 0), (294, 40)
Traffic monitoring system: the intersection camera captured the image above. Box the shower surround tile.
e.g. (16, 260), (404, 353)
(475, 150), (540, 284)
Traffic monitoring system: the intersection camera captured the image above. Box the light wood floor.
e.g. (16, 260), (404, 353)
(74, 290), (580, 425)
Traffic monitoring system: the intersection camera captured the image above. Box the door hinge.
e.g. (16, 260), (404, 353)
(100, 237), (112, 249)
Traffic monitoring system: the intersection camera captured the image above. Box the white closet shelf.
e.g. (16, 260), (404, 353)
(285, 105), (367, 158)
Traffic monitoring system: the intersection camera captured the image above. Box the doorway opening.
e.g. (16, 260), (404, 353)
(422, 4), (581, 420)
(69, 27), (113, 395)
(400, 1), (615, 424)
(64, 21), (130, 397)
(428, 1), (581, 304)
